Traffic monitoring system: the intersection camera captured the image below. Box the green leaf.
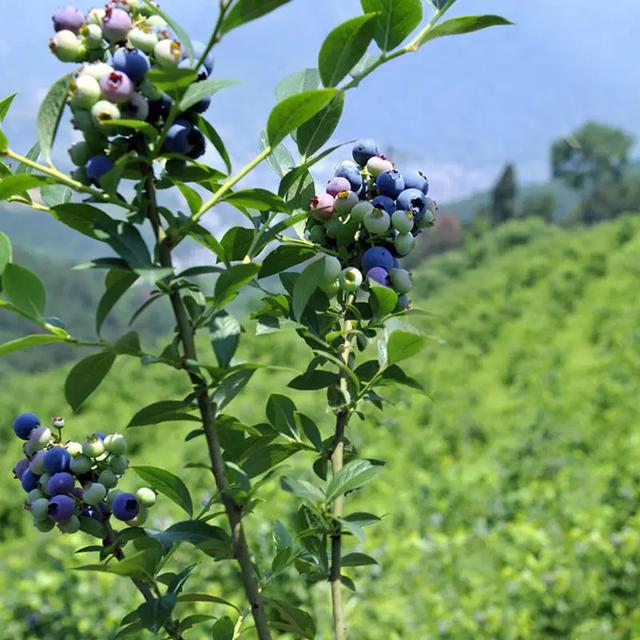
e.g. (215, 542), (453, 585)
(369, 284), (398, 316)
(0, 232), (11, 274)
(266, 394), (298, 438)
(176, 593), (239, 612)
(40, 184), (72, 207)
(146, 67), (197, 94)
(288, 369), (339, 390)
(214, 263), (260, 307)
(37, 73), (73, 165)
(381, 364), (424, 391)
(361, 0), (423, 50)
(341, 552), (379, 567)
(156, 521), (231, 559)
(267, 89), (338, 146)
(132, 466), (193, 518)
(211, 368), (255, 411)
(265, 598), (316, 640)
(292, 258), (326, 321)
(0, 334), (67, 357)
(195, 116), (231, 174)
(222, 0), (292, 34)
(99, 119), (158, 140)
(223, 188), (289, 213)
(96, 271), (139, 335)
(179, 79), (239, 112)
(211, 616), (234, 640)
(14, 142), (40, 174)
(296, 92), (345, 157)
(279, 168), (315, 211)
(242, 443), (302, 477)
(326, 459), (381, 502)
(260, 130), (295, 178)
(0, 174), (55, 201)
(0, 93), (17, 122)
(77, 547), (162, 579)
(387, 328), (426, 364)
(275, 68), (320, 102)
(0, 129), (7, 153)
(221, 226), (254, 262)
(143, 0), (194, 61)
(128, 400), (200, 428)
(318, 14), (378, 87)
(280, 476), (325, 503)
(259, 245), (316, 279)
(416, 14), (513, 47)
(209, 311), (241, 368)
(2, 263), (46, 318)
(65, 351), (117, 411)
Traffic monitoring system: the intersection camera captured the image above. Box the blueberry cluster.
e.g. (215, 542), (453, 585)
(49, 2), (214, 185)
(307, 139), (437, 310)
(11, 412), (156, 534)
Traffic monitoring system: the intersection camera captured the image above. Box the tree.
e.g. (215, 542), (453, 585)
(490, 163), (517, 224)
(520, 192), (556, 221)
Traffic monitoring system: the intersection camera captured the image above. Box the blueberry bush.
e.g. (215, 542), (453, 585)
(0, 1), (510, 638)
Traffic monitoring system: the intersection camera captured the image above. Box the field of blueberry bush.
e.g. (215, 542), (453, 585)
(2, 213), (640, 638)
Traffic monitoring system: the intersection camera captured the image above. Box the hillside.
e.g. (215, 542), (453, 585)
(2, 216), (640, 638)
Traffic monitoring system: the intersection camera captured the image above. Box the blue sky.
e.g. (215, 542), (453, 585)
(2, 0), (639, 201)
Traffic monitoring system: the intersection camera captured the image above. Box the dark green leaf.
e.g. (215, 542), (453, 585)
(195, 116), (231, 174)
(0, 334), (67, 357)
(259, 245), (316, 279)
(176, 593), (239, 612)
(156, 520), (232, 559)
(381, 364), (424, 390)
(361, 0), (423, 50)
(96, 271), (139, 335)
(326, 459), (381, 502)
(179, 78), (239, 112)
(296, 92), (345, 157)
(223, 188), (289, 213)
(221, 226), (254, 262)
(292, 258), (326, 321)
(0, 231), (11, 274)
(341, 552), (379, 567)
(416, 14), (513, 47)
(214, 263), (260, 307)
(147, 67), (197, 94)
(387, 328), (426, 364)
(266, 394), (298, 438)
(222, 0), (292, 34)
(99, 119), (158, 140)
(318, 14), (378, 86)
(0, 174), (55, 201)
(132, 466), (193, 517)
(211, 616), (234, 640)
(266, 598), (316, 640)
(209, 311), (241, 368)
(175, 182), (202, 214)
(3, 263), (46, 318)
(0, 93), (17, 122)
(242, 443), (301, 477)
(65, 351), (117, 411)
(37, 73), (72, 164)
(267, 89), (338, 146)
(112, 330), (141, 356)
(288, 369), (339, 390)
(128, 400), (200, 427)
(211, 368), (255, 411)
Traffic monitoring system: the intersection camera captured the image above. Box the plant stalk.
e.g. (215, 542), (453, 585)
(142, 169), (272, 640)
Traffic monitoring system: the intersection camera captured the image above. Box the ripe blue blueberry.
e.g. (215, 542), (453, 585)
(21, 470), (41, 493)
(186, 127), (206, 159)
(53, 6), (86, 33)
(13, 413), (41, 440)
(85, 155), (114, 184)
(47, 472), (74, 496)
(102, 6), (132, 43)
(178, 58), (209, 81)
(186, 95), (211, 114)
(396, 189), (427, 216)
(165, 119), (193, 154)
(376, 170), (405, 199)
(396, 294), (410, 311)
(112, 492), (140, 521)
(366, 267), (389, 287)
(403, 169), (429, 195)
(371, 195), (395, 216)
(191, 41), (215, 75)
(362, 246), (395, 272)
(112, 48), (150, 84)
(335, 163), (363, 193)
(339, 267), (363, 293)
(13, 458), (29, 480)
(48, 495), (76, 523)
(99, 71), (133, 103)
(44, 447), (71, 474)
(352, 139), (380, 167)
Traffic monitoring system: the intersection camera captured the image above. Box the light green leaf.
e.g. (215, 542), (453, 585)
(196, 116), (231, 174)
(267, 89), (338, 146)
(37, 73), (73, 164)
(326, 459), (382, 502)
(3, 263), (46, 318)
(214, 263), (260, 307)
(179, 78), (239, 112)
(14, 142), (40, 174)
(132, 466), (193, 518)
(416, 14), (513, 47)
(222, 0), (292, 34)
(99, 119), (158, 140)
(155, 520), (231, 558)
(292, 258), (326, 321)
(361, 0), (423, 50)
(0, 174), (55, 201)
(275, 68), (320, 102)
(296, 91), (345, 157)
(223, 188), (289, 213)
(260, 130), (295, 178)
(369, 284), (398, 316)
(146, 67), (197, 94)
(0, 129), (7, 153)
(40, 184), (72, 207)
(318, 14), (378, 87)
(0, 93), (17, 122)
(209, 311), (241, 368)
(386, 328), (426, 364)
(65, 351), (117, 411)
(128, 400), (200, 428)
(0, 232), (11, 274)
(0, 334), (67, 358)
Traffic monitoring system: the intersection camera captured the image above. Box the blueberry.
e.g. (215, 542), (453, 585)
(310, 194), (335, 221)
(165, 120), (194, 154)
(27, 489), (45, 504)
(191, 40), (214, 74)
(147, 94), (172, 123)
(85, 155), (114, 184)
(30, 498), (51, 522)
(49, 30), (87, 63)
(319, 278), (340, 297)
(396, 189), (427, 216)
(185, 127), (206, 159)
(376, 170), (405, 199)
(178, 58), (209, 81)
(367, 267), (389, 287)
(416, 209), (436, 229)
(154, 39), (182, 68)
(82, 482), (107, 506)
(99, 71), (133, 103)
(69, 455), (92, 475)
(326, 177), (351, 198)
(334, 190), (359, 215)
(352, 139), (380, 167)
(335, 163), (363, 192)
(34, 518), (56, 532)
(70, 75), (102, 110)
(366, 156), (393, 178)
(350, 201), (373, 223)
(80, 62), (114, 81)
(136, 487), (157, 507)
(102, 7), (132, 43)
(13, 413), (41, 440)
(21, 470), (41, 493)
(394, 232), (415, 256)
(363, 208), (391, 236)
(391, 210), (414, 234)
(104, 433), (127, 455)
(186, 95), (211, 114)
(396, 294), (410, 311)
(87, 8), (106, 26)
(112, 48), (150, 83)
(109, 455), (128, 475)
(95, 432), (107, 440)
(47, 472), (74, 496)
(66, 441), (84, 457)
(12, 458), (30, 480)
(91, 99), (121, 123)
(29, 426), (52, 451)
(112, 492), (140, 521)
(371, 195), (395, 216)
(121, 93), (149, 120)
(308, 225), (326, 245)
(362, 246), (395, 272)
(44, 448), (71, 474)
(339, 267), (363, 293)
(403, 169), (429, 194)
(389, 268), (413, 294)
(58, 514), (81, 533)
(98, 469), (118, 488)
(318, 256), (342, 285)
(82, 23), (104, 49)
(53, 7), (86, 33)
(48, 495), (76, 522)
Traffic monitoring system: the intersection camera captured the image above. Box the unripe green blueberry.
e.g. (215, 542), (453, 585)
(339, 267), (363, 293)
(325, 217), (342, 240)
(50, 30), (87, 63)
(30, 451), (47, 475)
(39, 473), (52, 492)
(308, 224), (327, 245)
(350, 201), (373, 223)
(22, 441), (36, 457)
(104, 433), (127, 455)
(128, 26), (158, 53)
(136, 487), (157, 507)
(82, 23), (104, 48)
(71, 75), (102, 109)
(66, 441), (84, 458)
(106, 488), (123, 507)
(72, 109), (96, 133)
(319, 278), (340, 297)
(109, 455), (128, 475)
(416, 208), (436, 229)
(69, 455), (92, 475)
(82, 482), (107, 506)
(87, 8), (106, 25)
(126, 504), (148, 526)
(98, 469), (118, 489)
(80, 62), (114, 81)
(154, 39), (182, 67)
(29, 426), (52, 451)
(83, 435), (105, 458)
(334, 190), (359, 215)
(68, 142), (92, 167)
(31, 498), (51, 521)
(392, 210), (415, 234)
(91, 100), (121, 124)
(394, 232), (415, 256)
(146, 15), (167, 28)
(366, 156), (393, 177)
(27, 489), (45, 504)
(34, 518), (55, 532)
(58, 514), (81, 534)
(363, 208), (391, 235)
(319, 256), (342, 285)
(52, 417), (65, 429)
(389, 268), (413, 294)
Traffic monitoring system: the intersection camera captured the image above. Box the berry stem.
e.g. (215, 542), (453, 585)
(142, 168), (273, 640)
